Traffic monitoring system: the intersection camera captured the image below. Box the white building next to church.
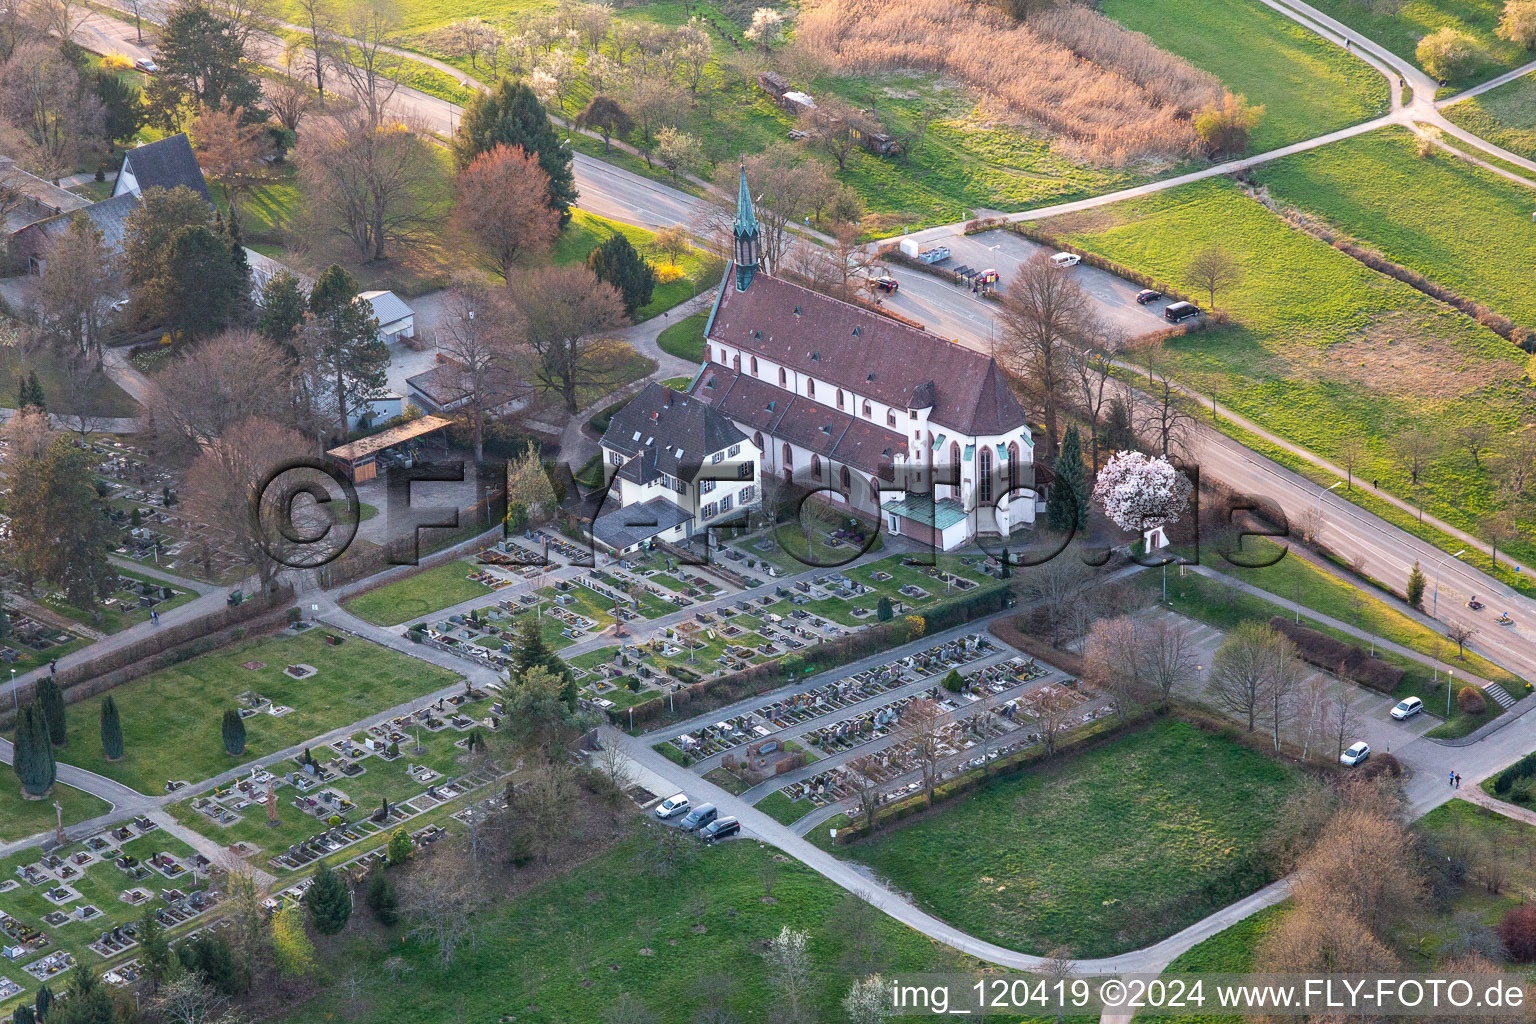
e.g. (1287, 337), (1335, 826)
(686, 169), (1037, 551)
(593, 382), (762, 553)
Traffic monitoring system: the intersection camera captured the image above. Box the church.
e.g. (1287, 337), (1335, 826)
(687, 170), (1038, 551)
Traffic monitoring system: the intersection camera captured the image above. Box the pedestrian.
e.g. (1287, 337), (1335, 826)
(1456, 772), (1462, 788)
(1345, 38), (1351, 49)
(49, 658), (56, 676)
(1449, 769), (1455, 788)
(1372, 479), (1378, 489)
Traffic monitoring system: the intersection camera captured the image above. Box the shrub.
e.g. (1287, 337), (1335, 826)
(1358, 752), (1402, 780)
(100, 52), (134, 70)
(1267, 618), (1403, 693)
(1458, 686), (1488, 715)
(942, 669), (964, 693)
(1501, 905), (1536, 961)
(1512, 780), (1535, 804)
(1416, 27), (1481, 80)
(1194, 92), (1264, 157)
(1499, 0), (1536, 48)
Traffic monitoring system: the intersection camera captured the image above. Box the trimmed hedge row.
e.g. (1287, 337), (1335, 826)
(1268, 616), (1404, 694)
(1493, 751), (1536, 794)
(622, 582), (1012, 729)
(0, 585), (295, 732)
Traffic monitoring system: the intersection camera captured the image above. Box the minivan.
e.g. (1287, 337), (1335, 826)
(654, 793), (690, 819)
(679, 803), (718, 832)
(701, 816), (740, 842)
(1163, 301), (1200, 323)
(1049, 252), (1081, 269)
(1390, 696), (1423, 720)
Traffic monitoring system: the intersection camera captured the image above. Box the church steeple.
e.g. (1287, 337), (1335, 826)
(733, 164), (761, 291)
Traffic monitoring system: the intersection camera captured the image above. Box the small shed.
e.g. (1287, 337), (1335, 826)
(326, 413), (452, 483)
(757, 71), (789, 100)
(358, 290), (415, 341)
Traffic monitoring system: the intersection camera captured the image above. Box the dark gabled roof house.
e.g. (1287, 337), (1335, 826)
(600, 382), (748, 484)
(114, 133), (212, 203)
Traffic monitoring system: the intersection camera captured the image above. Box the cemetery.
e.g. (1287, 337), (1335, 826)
(57, 626), (463, 795)
(0, 824), (224, 1010)
(169, 685), (514, 871)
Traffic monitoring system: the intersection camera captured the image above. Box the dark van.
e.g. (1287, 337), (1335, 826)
(1163, 301), (1200, 323)
(680, 803), (718, 832)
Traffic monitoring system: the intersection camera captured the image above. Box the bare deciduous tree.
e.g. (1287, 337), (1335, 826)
(331, 0), (405, 128)
(503, 264), (629, 414)
(1081, 614), (1145, 720)
(1205, 620), (1279, 733)
(435, 283), (527, 463)
(996, 252), (1091, 454)
(1142, 617), (1196, 708)
(762, 926), (813, 1024)
(398, 847), (481, 966)
(296, 109), (437, 262)
(896, 697), (948, 804)
(0, 41), (104, 181)
(145, 329), (294, 463)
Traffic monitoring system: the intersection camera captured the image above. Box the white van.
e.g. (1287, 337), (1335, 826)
(1050, 252), (1081, 269)
(654, 793), (690, 819)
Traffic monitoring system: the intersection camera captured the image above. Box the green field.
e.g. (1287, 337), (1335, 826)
(1141, 905), (1288, 1024)
(1444, 72), (1536, 161)
(657, 308), (710, 364)
(343, 560), (495, 626)
(270, 826), (1047, 1024)
(550, 210), (718, 320)
(1255, 126), (1536, 325)
(1046, 177), (1534, 570)
(0, 781), (112, 843)
(0, 343), (137, 418)
(36, 570), (197, 636)
(1101, 0), (1390, 152)
(826, 719), (1302, 957)
(1302, 0), (1528, 86)
(55, 629), (462, 794)
(755, 789), (813, 826)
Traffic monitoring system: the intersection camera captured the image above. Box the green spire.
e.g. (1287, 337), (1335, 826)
(734, 164), (758, 239)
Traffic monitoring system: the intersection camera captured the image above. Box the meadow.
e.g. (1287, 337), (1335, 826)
(1044, 176), (1535, 569)
(822, 719), (1302, 957)
(1301, 0), (1527, 87)
(1099, 0), (1391, 152)
(342, 559), (495, 626)
(271, 825), (1072, 1024)
(1253, 126), (1536, 326)
(55, 629), (462, 794)
(1443, 72), (1536, 161)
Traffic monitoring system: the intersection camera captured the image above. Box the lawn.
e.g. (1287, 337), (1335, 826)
(755, 789), (813, 826)
(1148, 568), (1504, 738)
(1301, 0), (1528, 87)
(270, 825), (1030, 1024)
(1101, 0), (1390, 152)
(35, 569), (197, 635)
(657, 308), (710, 364)
(826, 718), (1302, 957)
(1045, 177), (1536, 571)
(1253, 126), (1536, 326)
(55, 629), (462, 795)
(0, 781), (112, 843)
(1223, 537), (1524, 694)
(342, 559), (495, 626)
(551, 210), (719, 320)
(1140, 905), (1288, 1024)
(1443, 73), (1536, 161)
(0, 338), (137, 419)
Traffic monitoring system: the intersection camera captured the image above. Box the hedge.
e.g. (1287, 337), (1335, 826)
(1494, 751), (1536, 794)
(1268, 617), (1404, 694)
(621, 582), (1011, 729)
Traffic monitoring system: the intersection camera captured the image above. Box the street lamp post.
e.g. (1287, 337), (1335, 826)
(9, 668), (16, 714)
(1432, 548), (1467, 619)
(1448, 669), (1455, 717)
(1315, 480), (1342, 542)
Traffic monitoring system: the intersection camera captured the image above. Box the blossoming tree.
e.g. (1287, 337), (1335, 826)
(1092, 450), (1192, 534)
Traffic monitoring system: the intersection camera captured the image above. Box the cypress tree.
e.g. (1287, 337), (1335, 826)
(1407, 561), (1427, 610)
(14, 703), (56, 798)
(1046, 425), (1089, 533)
(876, 595), (893, 621)
(364, 864), (398, 926)
(36, 677), (66, 748)
(221, 708), (246, 756)
(451, 77), (577, 222)
(303, 861), (352, 935)
(942, 669), (963, 693)
(512, 616), (551, 674)
(36, 982), (53, 1020)
(100, 696), (124, 761)
(13, 1003), (35, 1024)
(586, 233), (655, 316)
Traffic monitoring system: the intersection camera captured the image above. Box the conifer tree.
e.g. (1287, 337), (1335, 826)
(221, 708), (246, 756)
(100, 696), (124, 760)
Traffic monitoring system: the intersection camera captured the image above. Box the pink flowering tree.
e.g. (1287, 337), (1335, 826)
(1092, 450), (1192, 534)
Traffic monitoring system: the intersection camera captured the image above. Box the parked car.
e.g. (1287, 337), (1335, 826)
(679, 803), (718, 832)
(1340, 741), (1371, 766)
(1163, 301), (1200, 323)
(134, 58), (159, 74)
(701, 816), (741, 842)
(976, 268), (1000, 285)
(1136, 289), (1162, 304)
(654, 793), (690, 819)
(1390, 696), (1424, 720)
(874, 276), (899, 293)
(916, 246), (950, 264)
(1049, 252), (1081, 269)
